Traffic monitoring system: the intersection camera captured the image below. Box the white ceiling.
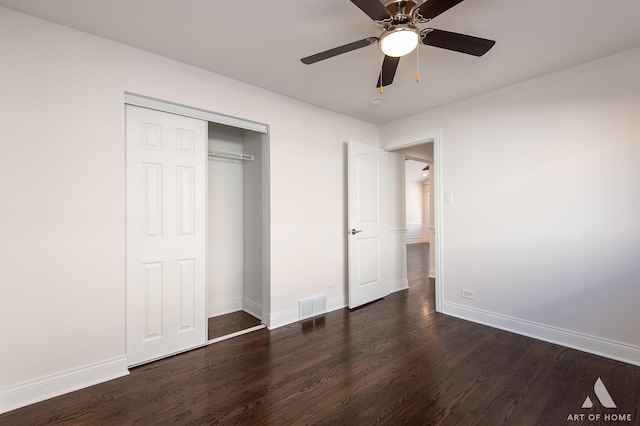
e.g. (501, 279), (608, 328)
(2, 0), (640, 125)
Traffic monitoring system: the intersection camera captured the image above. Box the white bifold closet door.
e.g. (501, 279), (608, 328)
(125, 105), (207, 366)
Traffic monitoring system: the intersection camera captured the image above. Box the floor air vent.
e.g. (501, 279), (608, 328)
(299, 296), (327, 320)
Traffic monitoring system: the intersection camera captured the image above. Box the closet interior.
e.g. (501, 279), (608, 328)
(207, 122), (266, 340)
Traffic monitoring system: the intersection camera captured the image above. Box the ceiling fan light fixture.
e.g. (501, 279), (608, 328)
(379, 25), (420, 57)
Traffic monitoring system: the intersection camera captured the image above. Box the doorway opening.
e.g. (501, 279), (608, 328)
(206, 123), (266, 341)
(404, 157), (432, 288)
(384, 129), (443, 312)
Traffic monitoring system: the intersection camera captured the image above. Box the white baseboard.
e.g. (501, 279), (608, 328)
(428, 268), (436, 278)
(267, 308), (299, 330)
(390, 279), (409, 293)
(0, 356), (129, 415)
(242, 298), (262, 320)
(442, 302), (640, 367)
(208, 298), (242, 318)
(327, 295), (347, 312)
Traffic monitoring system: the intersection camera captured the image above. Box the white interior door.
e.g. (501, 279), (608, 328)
(347, 140), (389, 309)
(126, 105), (207, 366)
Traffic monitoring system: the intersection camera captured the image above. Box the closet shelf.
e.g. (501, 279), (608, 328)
(208, 150), (255, 161)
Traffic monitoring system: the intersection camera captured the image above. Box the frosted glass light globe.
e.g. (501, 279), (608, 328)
(380, 27), (419, 57)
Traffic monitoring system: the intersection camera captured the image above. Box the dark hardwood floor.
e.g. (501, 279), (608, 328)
(208, 310), (262, 341)
(3, 243), (639, 425)
(407, 241), (430, 285)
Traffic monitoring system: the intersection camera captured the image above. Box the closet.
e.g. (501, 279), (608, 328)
(207, 123), (266, 340)
(125, 94), (270, 367)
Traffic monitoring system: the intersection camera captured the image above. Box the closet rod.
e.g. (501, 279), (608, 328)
(208, 150), (255, 161)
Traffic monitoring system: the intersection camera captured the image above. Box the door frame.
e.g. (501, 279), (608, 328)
(383, 129), (443, 312)
(124, 93), (272, 341)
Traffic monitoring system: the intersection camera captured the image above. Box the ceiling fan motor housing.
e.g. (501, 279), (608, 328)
(381, 0), (431, 22)
(382, 0), (425, 17)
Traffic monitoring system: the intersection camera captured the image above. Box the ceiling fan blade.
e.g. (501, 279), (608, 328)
(416, 0), (465, 21)
(301, 37), (377, 64)
(350, 0), (391, 21)
(376, 56), (401, 88)
(422, 29), (495, 56)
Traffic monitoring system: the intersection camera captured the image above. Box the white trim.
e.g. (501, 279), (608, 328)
(208, 298), (243, 318)
(124, 93), (268, 134)
(442, 302), (640, 367)
(242, 298), (262, 320)
(327, 294), (348, 312)
(267, 308), (299, 330)
(427, 227), (436, 277)
(0, 356), (129, 415)
(432, 132), (443, 312)
(388, 228), (408, 234)
(383, 128), (443, 313)
(390, 279), (409, 293)
(206, 324), (266, 345)
(406, 221), (429, 244)
(383, 130), (441, 151)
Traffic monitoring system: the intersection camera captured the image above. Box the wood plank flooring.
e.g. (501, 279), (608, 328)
(407, 241), (430, 285)
(3, 243), (639, 425)
(208, 311), (262, 341)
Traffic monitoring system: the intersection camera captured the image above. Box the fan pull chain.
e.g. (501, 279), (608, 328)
(416, 45), (421, 82)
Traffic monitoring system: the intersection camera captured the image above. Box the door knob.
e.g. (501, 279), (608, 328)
(350, 229), (363, 235)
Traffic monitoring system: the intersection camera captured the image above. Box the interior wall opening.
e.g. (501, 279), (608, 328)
(386, 139), (437, 309)
(401, 142), (434, 294)
(404, 157), (432, 284)
(207, 122), (266, 341)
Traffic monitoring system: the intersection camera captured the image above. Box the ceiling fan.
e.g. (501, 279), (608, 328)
(301, 0), (495, 91)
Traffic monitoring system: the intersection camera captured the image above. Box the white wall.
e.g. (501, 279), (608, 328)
(381, 47), (640, 363)
(387, 153), (408, 292)
(405, 180), (424, 243)
(0, 7), (379, 411)
(3, 3), (639, 413)
(242, 130), (264, 317)
(405, 160), (429, 244)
